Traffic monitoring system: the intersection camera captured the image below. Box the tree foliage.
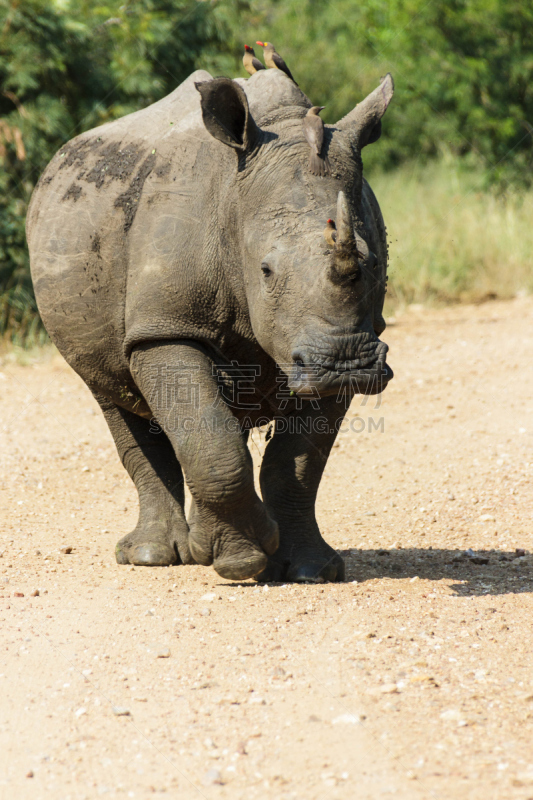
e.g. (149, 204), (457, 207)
(244, 0), (533, 178)
(0, 0), (246, 342)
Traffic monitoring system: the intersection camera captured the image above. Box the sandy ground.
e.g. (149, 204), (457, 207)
(0, 297), (532, 800)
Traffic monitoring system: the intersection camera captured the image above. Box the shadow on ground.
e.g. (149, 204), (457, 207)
(340, 547), (532, 596)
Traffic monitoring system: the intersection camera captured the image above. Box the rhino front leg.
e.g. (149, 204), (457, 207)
(258, 398), (346, 583)
(95, 394), (192, 567)
(130, 341), (279, 581)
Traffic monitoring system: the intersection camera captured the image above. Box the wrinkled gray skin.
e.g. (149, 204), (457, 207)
(27, 69), (394, 583)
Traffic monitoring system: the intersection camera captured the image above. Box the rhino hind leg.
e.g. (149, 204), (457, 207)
(95, 394), (193, 567)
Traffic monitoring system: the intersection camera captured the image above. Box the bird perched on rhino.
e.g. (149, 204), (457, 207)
(242, 44), (265, 76)
(324, 219), (337, 246)
(302, 106), (331, 176)
(256, 41), (298, 85)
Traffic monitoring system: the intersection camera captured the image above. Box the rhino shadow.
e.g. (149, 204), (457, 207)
(342, 546), (532, 597)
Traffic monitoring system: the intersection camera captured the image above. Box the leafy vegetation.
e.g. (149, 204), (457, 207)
(0, 0), (245, 343)
(1, 0), (533, 342)
(241, 0), (533, 178)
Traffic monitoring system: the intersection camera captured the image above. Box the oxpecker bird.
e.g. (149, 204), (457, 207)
(324, 219), (337, 246)
(243, 44), (265, 76)
(256, 41), (298, 85)
(302, 106), (331, 177)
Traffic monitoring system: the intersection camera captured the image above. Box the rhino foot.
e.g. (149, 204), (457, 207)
(188, 524), (276, 581)
(115, 522), (185, 567)
(187, 499), (278, 581)
(256, 544), (345, 584)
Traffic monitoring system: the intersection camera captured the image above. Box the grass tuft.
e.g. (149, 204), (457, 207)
(371, 159), (533, 311)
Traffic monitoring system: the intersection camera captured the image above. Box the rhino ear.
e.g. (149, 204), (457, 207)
(336, 73), (394, 148)
(195, 77), (259, 152)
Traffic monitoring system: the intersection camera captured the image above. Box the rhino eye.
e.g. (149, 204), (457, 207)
(261, 262), (272, 277)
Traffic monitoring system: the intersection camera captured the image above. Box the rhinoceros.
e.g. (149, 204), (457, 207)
(26, 68), (394, 583)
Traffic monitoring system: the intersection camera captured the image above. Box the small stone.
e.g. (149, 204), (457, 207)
(202, 768), (223, 786)
(440, 709), (463, 722)
(145, 610), (154, 616)
(516, 548), (527, 557)
(321, 772), (338, 786)
(26, 771), (34, 778)
(469, 555), (489, 565)
(364, 511), (376, 517)
(200, 608), (211, 617)
(248, 694), (266, 705)
(35, 550), (42, 556)
(409, 576), (419, 583)
(14, 592), (24, 597)
(410, 674), (435, 684)
(75, 707), (87, 718)
(332, 713), (362, 724)
(200, 593), (217, 602)
(214, 696), (240, 706)
(513, 771), (533, 787)
(31, 590), (40, 597)
(60, 547), (73, 554)
(156, 648), (171, 658)
(308, 714), (321, 723)
(478, 514), (495, 522)
(112, 707), (131, 716)
(133, 697), (148, 702)
(379, 683), (399, 694)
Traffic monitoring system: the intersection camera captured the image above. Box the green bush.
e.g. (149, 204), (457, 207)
(0, 0), (245, 344)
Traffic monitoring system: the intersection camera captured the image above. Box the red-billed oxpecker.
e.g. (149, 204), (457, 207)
(256, 41), (298, 85)
(243, 44), (265, 76)
(303, 105), (331, 177)
(324, 218), (337, 246)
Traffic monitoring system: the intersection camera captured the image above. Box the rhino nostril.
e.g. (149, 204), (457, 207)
(291, 352), (306, 379)
(291, 351), (305, 367)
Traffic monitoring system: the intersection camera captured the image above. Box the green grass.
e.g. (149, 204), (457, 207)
(371, 158), (533, 311)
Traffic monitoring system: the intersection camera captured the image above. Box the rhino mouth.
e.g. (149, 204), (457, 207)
(288, 335), (392, 397)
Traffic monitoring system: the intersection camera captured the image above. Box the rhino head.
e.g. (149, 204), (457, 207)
(196, 71), (394, 398)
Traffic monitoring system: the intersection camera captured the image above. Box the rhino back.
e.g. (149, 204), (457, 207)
(27, 70), (230, 399)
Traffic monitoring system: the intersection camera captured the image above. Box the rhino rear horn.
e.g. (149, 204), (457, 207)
(336, 73), (394, 148)
(196, 77), (259, 153)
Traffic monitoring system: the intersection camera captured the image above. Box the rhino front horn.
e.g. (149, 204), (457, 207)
(333, 191), (359, 276)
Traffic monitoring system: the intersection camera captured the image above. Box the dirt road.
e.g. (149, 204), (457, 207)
(1, 298), (532, 800)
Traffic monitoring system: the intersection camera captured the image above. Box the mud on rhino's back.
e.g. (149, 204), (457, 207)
(26, 70), (215, 392)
